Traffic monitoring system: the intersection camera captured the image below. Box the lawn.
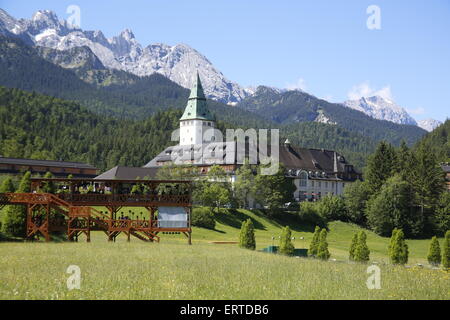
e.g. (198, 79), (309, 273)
(0, 208), (448, 300)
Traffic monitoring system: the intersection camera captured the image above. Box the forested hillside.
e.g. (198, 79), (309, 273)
(0, 87), (181, 170)
(414, 119), (450, 162)
(0, 87), (380, 169)
(237, 86), (427, 146)
(0, 36), (270, 128)
(0, 36), (432, 170)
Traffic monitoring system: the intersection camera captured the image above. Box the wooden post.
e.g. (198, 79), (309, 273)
(188, 207), (192, 245)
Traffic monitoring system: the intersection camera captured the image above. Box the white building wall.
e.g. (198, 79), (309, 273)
(180, 120), (216, 146)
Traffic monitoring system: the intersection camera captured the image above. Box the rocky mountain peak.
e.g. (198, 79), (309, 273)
(343, 95), (418, 126)
(417, 118), (443, 132)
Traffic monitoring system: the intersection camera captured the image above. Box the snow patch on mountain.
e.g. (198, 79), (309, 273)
(343, 95), (418, 126)
(417, 118), (442, 132)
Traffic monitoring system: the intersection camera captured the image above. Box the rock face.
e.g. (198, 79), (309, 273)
(417, 118), (443, 132)
(343, 95), (418, 126)
(0, 9), (249, 104)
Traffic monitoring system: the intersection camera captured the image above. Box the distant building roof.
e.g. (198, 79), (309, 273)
(143, 141), (237, 168)
(0, 156), (97, 169)
(441, 163), (450, 173)
(142, 141), (360, 181)
(95, 166), (159, 180)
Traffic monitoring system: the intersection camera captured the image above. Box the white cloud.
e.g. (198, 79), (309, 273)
(285, 78), (307, 91)
(347, 81), (393, 101)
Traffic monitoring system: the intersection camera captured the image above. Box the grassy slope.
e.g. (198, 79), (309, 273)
(0, 241), (448, 299)
(102, 207), (438, 264)
(0, 208), (448, 300)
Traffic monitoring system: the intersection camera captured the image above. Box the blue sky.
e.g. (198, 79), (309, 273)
(1, 0), (449, 121)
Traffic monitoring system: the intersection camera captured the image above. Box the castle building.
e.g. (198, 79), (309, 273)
(97, 73), (361, 201)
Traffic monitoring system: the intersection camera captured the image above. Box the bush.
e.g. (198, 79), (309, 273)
(389, 229), (409, 265)
(308, 226), (321, 257)
(343, 180), (369, 225)
(354, 231), (370, 263)
(239, 219), (256, 250)
(443, 231), (450, 270)
(191, 207), (216, 230)
(317, 229), (330, 260)
(279, 226), (295, 256)
(316, 194), (346, 222)
(427, 236), (441, 266)
(299, 202), (326, 228)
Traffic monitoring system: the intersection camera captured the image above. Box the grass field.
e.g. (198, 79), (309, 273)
(0, 208), (448, 300)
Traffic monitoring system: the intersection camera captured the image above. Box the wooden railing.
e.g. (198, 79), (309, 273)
(56, 193), (191, 205)
(0, 192), (191, 206)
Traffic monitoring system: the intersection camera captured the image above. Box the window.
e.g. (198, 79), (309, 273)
(299, 171), (307, 187)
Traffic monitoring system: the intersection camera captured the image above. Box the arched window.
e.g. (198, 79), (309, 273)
(299, 171), (307, 187)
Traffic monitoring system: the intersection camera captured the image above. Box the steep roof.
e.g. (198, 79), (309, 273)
(0, 156), (97, 169)
(180, 72), (214, 121)
(95, 166), (158, 180)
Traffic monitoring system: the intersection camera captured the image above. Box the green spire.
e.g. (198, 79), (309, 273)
(180, 72), (214, 121)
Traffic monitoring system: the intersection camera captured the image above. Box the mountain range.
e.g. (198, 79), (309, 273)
(0, 8), (444, 131)
(0, 8), (250, 104)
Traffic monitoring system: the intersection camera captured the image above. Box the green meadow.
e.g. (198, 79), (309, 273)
(0, 209), (448, 300)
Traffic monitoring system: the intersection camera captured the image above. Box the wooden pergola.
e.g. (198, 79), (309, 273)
(0, 178), (193, 244)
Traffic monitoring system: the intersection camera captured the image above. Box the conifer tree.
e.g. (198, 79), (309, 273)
(388, 228), (399, 258)
(1, 172), (31, 237)
(442, 231), (450, 271)
(349, 233), (358, 261)
(308, 226), (321, 257)
(239, 219), (256, 250)
(279, 226), (295, 256)
(317, 229), (330, 260)
(389, 229), (409, 265)
(354, 231), (370, 263)
(365, 141), (398, 195)
(427, 236), (441, 266)
(0, 178), (15, 193)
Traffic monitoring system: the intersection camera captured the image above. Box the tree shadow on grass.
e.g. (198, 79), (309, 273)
(252, 209), (321, 233)
(214, 209), (266, 230)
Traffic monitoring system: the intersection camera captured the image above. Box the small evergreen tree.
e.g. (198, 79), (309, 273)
(0, 177), (15, 193)
(279, 226), (295, 256)
(239, 219), (256, 250)
(308, 226), (321, 257)
(443, 230), (450, 271)
(317, 229), (330, 260)
(388, 228), (399, 258)
(354, 231), (370, 263)
(389, 229), (409, 265)
(427, 236), (441, 266)
(349, 233), (358, 261)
